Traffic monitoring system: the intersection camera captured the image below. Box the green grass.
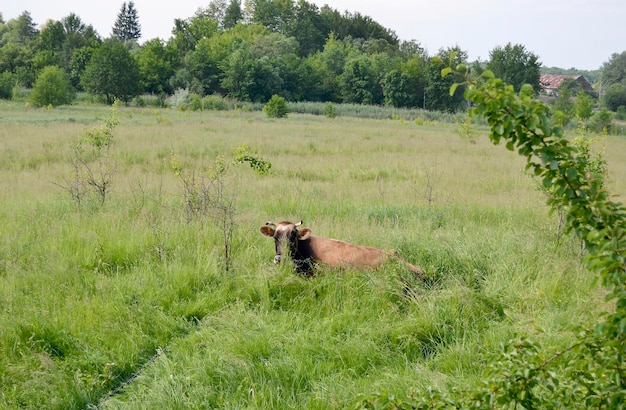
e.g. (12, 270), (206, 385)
(0, 101), (621, 408)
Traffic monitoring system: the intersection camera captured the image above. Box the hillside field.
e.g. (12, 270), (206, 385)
(0, 102), (624, 408)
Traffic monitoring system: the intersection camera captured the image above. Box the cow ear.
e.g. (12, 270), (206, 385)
(260, 225), (275, 237)
(297, 228), (311, 240)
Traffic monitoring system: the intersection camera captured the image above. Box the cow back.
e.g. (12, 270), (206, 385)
(307, 235), (389, 269)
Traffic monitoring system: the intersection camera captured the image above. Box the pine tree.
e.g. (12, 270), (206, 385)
(112, 1), (141, 42)
(223, 0), (243, 29)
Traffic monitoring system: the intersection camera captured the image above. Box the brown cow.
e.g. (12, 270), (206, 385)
(260, 220), (425, 277)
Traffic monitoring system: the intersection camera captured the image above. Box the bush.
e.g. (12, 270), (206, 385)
(574, 92), (594, 120)
(133, 95), (146, 107)
(603, 83), (626, 112)
(263, 95), (288, 118)
(0, 72), (16, 100)
(589, 108), (613, 134)
(169, 88), (189, 110)
(30, 66), (75, 107)
(188, 93), (203, 111)
(324, 102), (336, 118)
(202, 94), (229, 111)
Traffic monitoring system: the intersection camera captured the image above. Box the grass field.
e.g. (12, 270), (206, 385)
(0, 101), (623, 408)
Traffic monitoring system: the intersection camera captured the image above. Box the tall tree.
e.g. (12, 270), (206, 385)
(68, 46), (94, 89)
(345, 11), (398, 46)
(0, 11), (38, 46)
(318, 33), (358, 76)
(60, 14), (100, 70)
(62, 13), (100, 51)
(205, 0), (228, 27)
(38, 20), (65, 53)
(398, 40), (428, 108)
(603, 83), (626, 111)
(220, 41), (257, 101)
(220, 37), (288, 102)
(291, 0), (327, 57)
(318, 6), (397, 46)
(600, 51), (626, 108)
(424, 46), (467, 112)
(169, 11), (219, 54)
(486, 43), (541, 92)
(601, 51), (626, 87)
(35, 20), (64, 70)
(381, 69), (419, 108)
(81, 40), (141, 103)
(340, 54), (378, 104)
(112, 1), (141, 42)
(184, 37), (222, 95)
(223, 0), (244, 29)
(0, 12), (39, 86)
(136, 38), (175, 94)
(37, 14), (100, 72)
(293, 55), (333, 101)
(247, 0), (294, 33)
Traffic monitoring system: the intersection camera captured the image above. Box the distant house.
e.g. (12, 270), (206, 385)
(539, 74), (594, 95)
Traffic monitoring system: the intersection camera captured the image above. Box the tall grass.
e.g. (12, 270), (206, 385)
(0, 102), (617, 408)
(286, 101), (467, 122)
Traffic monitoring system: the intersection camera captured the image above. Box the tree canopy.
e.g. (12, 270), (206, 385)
(487, 42), (541, 92)
(0, 1), (622, 114)
(601, 51), (626, 86)
(81, 39), (141, 103)
(601, 51), (626, 111)
(424, 46), (468, 112)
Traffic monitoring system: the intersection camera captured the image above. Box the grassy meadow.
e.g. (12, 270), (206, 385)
(0, 100), (624, 408)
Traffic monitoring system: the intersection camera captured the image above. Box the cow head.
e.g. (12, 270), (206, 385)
(260, 220), (311, 264)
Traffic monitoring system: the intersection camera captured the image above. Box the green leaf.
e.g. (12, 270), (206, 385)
(441, 67), (453, 78)
(449, 82), (459, 96)
(481, 70), (495, 79)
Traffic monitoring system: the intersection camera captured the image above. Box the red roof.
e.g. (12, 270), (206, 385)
(539, 74), (593, 91)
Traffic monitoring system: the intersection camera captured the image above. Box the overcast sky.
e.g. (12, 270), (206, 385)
(3, 0), (625, 70)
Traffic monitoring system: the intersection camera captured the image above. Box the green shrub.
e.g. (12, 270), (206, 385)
(0, 72), (16, 100)
(133, 95), (146, 107)
(324, 101), (336, 118)
(29, 66), (75, 107)
(188, 93), (203, 111)
(574, 92), (594, 120)
(589, 108), (613, 133)
(202, 94), (229, 111)
(169, 88), (189, 110)
(263, 95), (288, 118)
(603, 83), (626, 112)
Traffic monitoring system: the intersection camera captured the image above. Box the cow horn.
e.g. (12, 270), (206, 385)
(265, 221), (276, 226)
(295, 220), (303, 226)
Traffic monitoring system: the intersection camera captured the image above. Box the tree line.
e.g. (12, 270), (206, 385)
(1, 0), (625, 116)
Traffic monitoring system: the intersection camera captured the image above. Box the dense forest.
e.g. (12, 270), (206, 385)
(1, 0), (625, 116)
